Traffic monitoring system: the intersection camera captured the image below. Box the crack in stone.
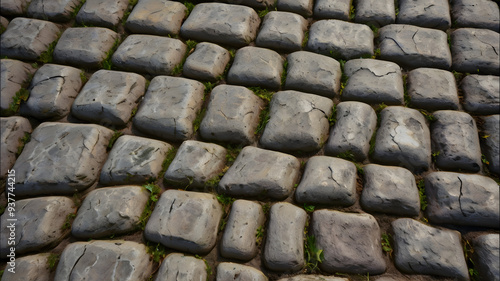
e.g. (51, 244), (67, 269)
(457, 176), (466, 217)
(384, 37), (410, 55)
(69, 245), (88, 279)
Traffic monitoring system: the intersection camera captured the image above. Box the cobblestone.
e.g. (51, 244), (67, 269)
(451, 28), (500, 75)
(0, 116), (31, 179)
(76, 0), (128, 29)
(481, 115), (500, 175)
(0, 59), (35, 116)
(125, 0), (187, 36)
(354, 0), (395, 27)
(473, 234), (500, 281)
(27, 0), (81, 22)
(155, 253), (207, 281)
(183, 42), (230, 82)
(451, 0), (500, 32)
(0, 253), (51, 281)
(255, 11), (307, 53)
(407, 68), (460, 110)
(396, 0), (451, 31)
(461, 74), (500, 115)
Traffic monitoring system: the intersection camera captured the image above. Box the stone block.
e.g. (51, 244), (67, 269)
(0, 0), (30, 15)
(277, 0), (314, 18)
(314, 0), (352, 20)
(451, 28), (500, 75)
(155, 253), (207, 281)
(256, 11), (308, 53)
(277, 276), (348, 281)
(461, 75), (500, 115)
(126, 0), (187, 36)
(27, 0), (81, 22)
(183, 42), (230, 82)
(0, 253), (51, 281)
(0, 59), (35, 116)
(0, 116), (31, 179)
(473, 234), (500, 281)
(354, 0), (395, 27)
(222, 0), (274, 9)
(451, 0), (500, 32)
(481, 115), (500, 175)
(216, 263), (268, 281)
(407, 68), (459, 110)
(76, 0), (128, 28)
(396, 0), (451, 30)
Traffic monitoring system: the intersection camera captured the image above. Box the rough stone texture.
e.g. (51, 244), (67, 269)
(354, 0), (395, 27)
(379, 24), (452, 70)
(277, 276), (349, 281)
(372, 106), (432, 173)
(312, 210), (386, 274)
(144, 190), (223, 254)
(53, 27), (119, 68)
(392, 218), (470, 280)
(260, 91), (333, 152)
(0, 253), (51, 281)
(473, 234), (500, 281)
(307, 20), (374, 60)
(425, 172), (499, 229)
(133, 76), (204, 142)
(314, 0), (352, 20)
(126, 0), (187, 36)
(111, 35), (187, 76)
(180, 3), (260, 47)
(221, 200), (265, 261)
(155, 253), (207, 281)
(284, 51), (341, 98)
(0, 0), (30, 15)
(396, 0), (451, 30)
(0, 16), (8, 29)
(451, 28), (500, 75)
(481, 115), (500, 175)
(183, 42), (230, 82)
(100, 135), (172, 185)
(0, 116), (32, 179)
(227, 46), (283, 90)
(407, 68), (459, 111)
(255, 11), (308, 53)
(0, 17), (60, 61)
(76, 0), (128, 29)
(451, 0), (500, 32)
(72, 186), (149, 239)
(342, 58), (404, 105)
(53, 240), (153, 281)
(431, 110), (482, 172)
(295, 156), (357, 206)
(199, 85), (263, 145)
(0, 59), (35, 116)
(218, 146), (300, 200)
(0, 197), (75, 257)
(360, 164), (420, 217)
(277, 0), (314, 18)
(27, 0), (81, 22)
(264, 203), (306, 272)
(325, 101), (377, 161)
(12, 122), (113, 197)
(461, 75), (500, 115)
(217, 263), (268, 281)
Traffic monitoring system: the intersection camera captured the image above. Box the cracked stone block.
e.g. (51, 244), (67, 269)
(314, 0), (352, 20)
(407, 68), (459, 111)
(372, 106), (431, 173)
(360, 164), (420, 217)
(126, 0), (187, 36)
(277, 276), (349, 281)
(425, 172), (499, 229)
(0, 0), (30, 15)
(451, 0), (500, 32)
(111, 34), (187, 76)
(354, 0), (395, 27)
(76, 0), (128, 29)
(221, 200), (265, 261)
(325, 101), (377, 161)
(227, 46), (283, 90)
(481, 115), (500, 175)
(27, 0), (82, 22)
(255, 11), (308, 53)
(431, 110), (482, 172)
(199, 85), (263, 145)
(183, 42), (231, 82)
(144, 190), (223, 254)
(53, 27), (119, 68)
(217, 263), (268, 281)
(295, 156), (357, 206)
(342, 58), (404, 105)
(12, 122), (113, 197)
(461, 75), (500, 115)
(284, 51), (341, 98)
(396, 0), (451, 31)
(307, 20), (374, 60)
(100, 135), (172, 185)
(379, 24), (452, 70)
(71, 69), (146, 127)
(0, 197), (75, 257)
(133, 76), (204, 142)
(180, 3), (260, 47)
(54, 240), (153, 281)
(0, 253), (51, 281)
(451, 28), (500, 75)
(0, 116), (31, 179)
(155, 253), (207, 281)
(277, 0), (314, 18)
(72, 186), (149, 239)
(474, 234), (500, 281)
(222, 0), (274, 9)
(392, 218), (469, 280)
(218, 146), (300, 200)
(312, 210), (386, 275)
(0, 59), (35, 116)
(0, 17), (60, 61)
(260, 90), (333, 152)
(264, 203), (306, 272)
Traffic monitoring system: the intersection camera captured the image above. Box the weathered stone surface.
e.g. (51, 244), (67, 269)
(0, 197), (75, 257)
(12, 122), (113, 197)
(314, 0), (352, 20)
(474, 234), (500, 281)
(180, 3), (260, 47)
(155, 253), (207, 281)
(392, 218), (469, 280)
(260, 90), (333, 152)
(461, 75), (500, 115)
(407, 68), (459, 110)
(277, 276), (348, 281)
(481, 115), (500, 175)
(0, 59), (35, 116)
(133, 76), (204, 142)
(354, 0), (395, 27)
(325, 101), (377, 161)
(145, 190), (223, 254)
(397, 0), (451, 30)
(431, 110), (482, 172)
(256, 11), (307, 53)
(451, 0), (500, 32)
(372, 106), (431, 173)
(425, 172), (499, 229)
(227, 46), (283, 90)
(217, 263), (268, 281)
(451, 28), (500, 75)
(379, 24), (452, 69)
(264, 203), (306, 272)
(277, 0), (314, 18)
(183, 42), (230, 82)
(312, 210), (386, 274)
(126, 0), (187, 36)
(76, 0), (128, 28)
(0, 16), (8, 29)
(222, 0), (274, 9)
(0, 0), (30, 15)
(27, 0), (81, 22)
(218, 146), (300, 200)
(295, 156), (357, 206)
(0, 116), (31, 179)
(54, 240), (153, 281)
(0, 253), (51, 281)
(0, 17), (60, 61)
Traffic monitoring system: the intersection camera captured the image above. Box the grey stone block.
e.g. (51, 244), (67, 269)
(474, 234), (500, 281)
(277, 276), (349, 281)
(0, 253), (51, 281)
(325, 101), (377, 161)
(0, 116), (31, 179)
(27, 0), (81, 22)
(111, 34), (187, 76)
(396, 0), (451, 30)
(264, 203), (306, 272)
(133, 76), (204, 142)
(425, 172), (499, 229)
(260, 90), (333, 152)
(277, 0), (314, 18)
(295, 156), (357, 206)
(183, 42), (230, 82)
(354, 0), (395, 27)
(216, 263), (268, 281)
(0, 0), (30, 15)
(451, 0), (500, 32)
(407, 68), (459, 111)
(0, 17), (60, 61)
(155, 253), (207, 281)
(145, 190), (223, 254)
(451, 28), (500, 75)
(481, 115), (500, 175)
(0, 16), (8, 30)
(218, 146), (300, 200)
(0, 59), (35, 116)
(392, 218), (469, 280)
(379, 24), (452, 69)
(256, 11), (308, 53)
(126, 0), (187, 36)
(222, 0), (274, 9)
(314, 0), (352, 20)
(76, 0), (128, 28)
(312, 210), (386, 274)
(461, 75), (500, 115)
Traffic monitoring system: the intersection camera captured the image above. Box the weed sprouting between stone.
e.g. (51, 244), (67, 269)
(101, 37), (121, 70)
(47, 253), (60, 272)
(417, 179), (428, 212)
(138, 183), (161, 230)
(107, 130), (123, 150)
(16, 132), (31, 157)
(61, 213), (76, 230)
(381, 233), (393, 257)
(195, 255), (212, 280)
(183, 1), (195, 17)
(255, 225), (264, 245)
(304, 235), (324, 273)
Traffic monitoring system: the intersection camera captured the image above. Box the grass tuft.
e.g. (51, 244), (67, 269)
(16, 132), (31, 157)
(47, 253), (60, 272)
(381, 233), (393, 257)
(184, 1), (195, 17)
(304, 235), (324, 273)
(61, 213), (76, 230)
(107, 131), (123, 150)
(101, 37), (121, 70)
(138, 183), (161, 230)
(417, 179), (428, 211)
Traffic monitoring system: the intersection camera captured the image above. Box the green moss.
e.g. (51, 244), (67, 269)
(38, 35), (60, 64)
(100, 37), (121, 70)
(417, 179), (428, 211)
(16, 132), (31, 157)
(61, 213), (76, 230)
(9, 88), (30, 114)
(184, 1), (195, 17)
(107, 131), (123, 150)
(281, 60), (288, 88)
(47, 253), (60, 272)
